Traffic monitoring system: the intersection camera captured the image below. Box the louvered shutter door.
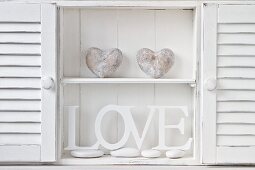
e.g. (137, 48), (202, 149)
(203, 4), (255, 164)
(0, 4), (56, 162)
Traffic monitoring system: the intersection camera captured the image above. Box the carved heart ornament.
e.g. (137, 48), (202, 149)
(137, 48), (175, 78)
(86, 47), (123, 78)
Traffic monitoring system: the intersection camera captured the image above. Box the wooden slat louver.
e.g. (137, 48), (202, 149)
(203, 4), (255, 164)
(0, 3), (56, 162)
(217, 6), (255, 149)
(0, 21), (42, 162)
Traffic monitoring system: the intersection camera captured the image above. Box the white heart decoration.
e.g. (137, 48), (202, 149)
(137, 48), (175, 78)
(86, 47), (123, 78)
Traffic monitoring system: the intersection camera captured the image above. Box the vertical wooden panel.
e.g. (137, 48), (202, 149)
(155, 84), (193, 156)
(202, 3), (217, 164)
(80, 84), (118, 149)
(62, 8), (80, 151)
(63, 85), (80, 150)
(76, 9), (194, 79)
(80, 9), (117, 77)
(41, 4), (56, 162)
(62, 8), (81, 151)
(117, 84), (154, 149)
(63, 8), (81, 77)
(117, 10), (154, 78)
(156, 9), (194, 79)
(80, 9), (118, 150)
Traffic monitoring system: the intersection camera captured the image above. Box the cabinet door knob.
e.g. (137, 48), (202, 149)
(42, 77), (54, 90)
(205, 78), (217, 91)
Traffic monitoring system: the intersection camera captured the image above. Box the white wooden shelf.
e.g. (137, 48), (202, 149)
(56, 1), (198, 8)
(61, 77), (196, 84)
(59, 155), (197, 165)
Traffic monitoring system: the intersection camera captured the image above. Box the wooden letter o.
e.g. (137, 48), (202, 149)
(95, 105), (132, 150)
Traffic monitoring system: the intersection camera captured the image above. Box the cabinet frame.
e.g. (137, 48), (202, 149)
(57, 1), (201, 165)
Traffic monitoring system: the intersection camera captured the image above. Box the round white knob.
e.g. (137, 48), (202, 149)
(205, 78), (217, 91)
(42, 77), (54, 90)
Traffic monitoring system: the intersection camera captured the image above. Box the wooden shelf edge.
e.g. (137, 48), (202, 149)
(56, 1), (198, 8)
(61, 78), (196, 84)
(58, 155), (198, 165)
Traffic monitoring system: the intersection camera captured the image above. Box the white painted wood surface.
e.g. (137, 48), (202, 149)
(0, 3), (57, 163)
(218, 67), (255, 78)
(201, 3), (217, 164)
(59, 155), (198, 165)
(203, 3), (255, 164)
(218, 45), (255, 56)
(218, 24), (255, 33)
(0, 78), (41, 88)
(217, 136), (255, 147)
(0, 4), (40, 22)
(61, 84), (195, 164)
(60, 5), (198, 165)
(217, 90), (255, 101)
(217, 57), (255, 68)
(61, 78), (196, 84)
(0, 23), (41, 32)
(0, 112), (41, 122)
(61, 8), (81, 157)
(216, 5), (255, 160)
(69, 8), (195, 79)
(56, 1), (197, 8)
(0, 145), (40, 162)
(0, 100), (41, 111)
(218, 5), (255, 24)
(0, 44), (40, 54)
(3, 1), (255, 167)
(217, 113), (255, 124)
(0, 134), (41, 145)
(217, 79), (255, 90)
(2, 0), (255, 167)
(0, 33), (41, 43)
(1, 165), (255, 170)
(53, 0), (255, 7)
(0, 55), (41, 66)
(218, 34), (255, 45)
(0, 67), (41, 77)
(217, 147), (255, 164)
(41, 3), (57, 162)
(0, 123), (41, 133)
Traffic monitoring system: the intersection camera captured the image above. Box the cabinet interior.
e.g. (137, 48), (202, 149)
(59, 5), (200, 165)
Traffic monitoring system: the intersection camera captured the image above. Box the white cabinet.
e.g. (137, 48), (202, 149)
(0, 3), (57, 162)
(1, 0), (255, 167)
(202, 3), (255, 164)
(58, 2), (199, 165)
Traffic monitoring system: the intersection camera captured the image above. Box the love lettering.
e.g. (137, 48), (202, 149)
(65, 105), (192, 151)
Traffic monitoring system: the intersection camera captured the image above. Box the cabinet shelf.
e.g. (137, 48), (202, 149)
(59, 155), (196, 165)
(61, 77), (196, 84)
